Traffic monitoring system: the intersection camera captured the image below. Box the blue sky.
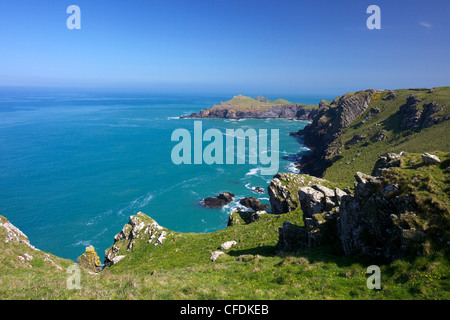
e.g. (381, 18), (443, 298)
(0, 0), (449, 95)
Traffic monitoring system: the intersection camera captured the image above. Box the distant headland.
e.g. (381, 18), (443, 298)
(180, 94), (319, 120)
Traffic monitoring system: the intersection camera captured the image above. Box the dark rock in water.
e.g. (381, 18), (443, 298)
(203, 192), (235, 208)
(251, 186), (265, 194)
(239, 196), (266, 212)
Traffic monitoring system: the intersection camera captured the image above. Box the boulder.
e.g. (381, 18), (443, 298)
(210, 251), (225, 262)
(220, 241), (237, 250)
(421, 153), (441, 165)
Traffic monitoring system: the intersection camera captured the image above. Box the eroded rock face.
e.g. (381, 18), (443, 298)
(338, 172), (417, 260)
(299, 90), (378, 176)
(278, 181), (345, 252)
(104, 212), (170, 267)
(398, 95), (448, 131)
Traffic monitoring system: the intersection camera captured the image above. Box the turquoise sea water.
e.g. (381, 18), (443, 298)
(0, 88), (333, 261)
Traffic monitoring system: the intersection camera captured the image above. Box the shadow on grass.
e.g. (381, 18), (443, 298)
(227, 243), (388, 268)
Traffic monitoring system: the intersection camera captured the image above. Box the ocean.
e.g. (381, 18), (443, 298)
(0, 87), (333, 261)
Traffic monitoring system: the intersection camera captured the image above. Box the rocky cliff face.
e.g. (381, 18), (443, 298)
(181, 104), (318, 120)
(298, 90), (378, 176)
(277, 152), (450, 261)
(398, 94), (449, 130)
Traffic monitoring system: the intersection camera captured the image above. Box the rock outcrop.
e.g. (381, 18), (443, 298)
(268, 172), (329, 215)
(397, 95), (448, 131)
(421, 153), (441, 165)
(278, 183), (345, 252)
(0, 215), (65, 270)
(77, 245), (102, 272)
(278, 151), (448, 261)
(104, 212), (171, 267)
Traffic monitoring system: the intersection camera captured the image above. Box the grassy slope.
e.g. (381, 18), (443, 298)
(1, 206), (449, 299)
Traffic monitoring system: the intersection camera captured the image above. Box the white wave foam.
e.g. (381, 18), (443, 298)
(72, 240), (92, 247)
(286, 162), (300, 174)
(245, 168), (261, 176)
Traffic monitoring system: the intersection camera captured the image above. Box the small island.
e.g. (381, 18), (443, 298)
(181, 94), (318, 120)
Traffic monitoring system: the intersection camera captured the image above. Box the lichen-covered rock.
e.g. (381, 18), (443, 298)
(77, 245), (102, 272)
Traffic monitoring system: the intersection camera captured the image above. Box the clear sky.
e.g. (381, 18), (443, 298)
(0, 0), (449, 95)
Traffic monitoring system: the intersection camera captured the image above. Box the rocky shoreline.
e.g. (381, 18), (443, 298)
(181, 103), (318, 120)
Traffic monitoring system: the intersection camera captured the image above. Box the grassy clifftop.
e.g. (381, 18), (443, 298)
(211, 95), (294, 112)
